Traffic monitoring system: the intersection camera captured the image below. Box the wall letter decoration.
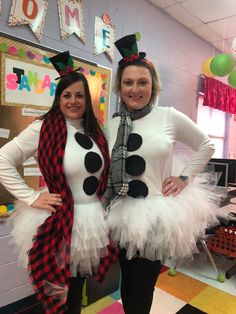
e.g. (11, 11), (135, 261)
(94, 15), (115, 62)
(8, 0), (48, 41)
(58, 0), (85, 42)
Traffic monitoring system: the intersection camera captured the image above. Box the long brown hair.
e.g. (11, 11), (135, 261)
(43, 71), (101, 136)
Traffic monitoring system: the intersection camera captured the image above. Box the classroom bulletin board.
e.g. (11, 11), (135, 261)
(0, 33), (112, 203)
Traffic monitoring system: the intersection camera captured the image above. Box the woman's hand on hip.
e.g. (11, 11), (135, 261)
(31, 191), (62, 213)
(162, 176), (187, 197)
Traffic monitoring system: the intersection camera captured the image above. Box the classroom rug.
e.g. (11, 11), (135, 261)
(81, 265), (236, 314)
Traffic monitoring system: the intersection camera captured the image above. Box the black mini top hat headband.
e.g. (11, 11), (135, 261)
(115, 33), (146, 66)
(49, 51), (79, 80)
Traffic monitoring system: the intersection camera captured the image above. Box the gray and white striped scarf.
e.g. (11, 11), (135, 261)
(104, 103), (152, 207)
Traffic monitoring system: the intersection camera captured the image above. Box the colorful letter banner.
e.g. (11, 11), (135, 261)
(58, 0), (85, 42)
(94, 16), (115, 62)
(8, 0), (48, 41)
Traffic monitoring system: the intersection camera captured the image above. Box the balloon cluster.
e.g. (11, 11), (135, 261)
(202, 39), (236, 88)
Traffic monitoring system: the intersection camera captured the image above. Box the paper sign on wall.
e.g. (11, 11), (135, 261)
(3, 55), (58, 108)
(94, 16), (115, 62)
(8, 0), (48, 41)
(58, 0), (85, 42)
(0, 128), (10, 139)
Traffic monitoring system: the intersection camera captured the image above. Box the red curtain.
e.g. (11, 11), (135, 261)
(203, 76), (236, 114)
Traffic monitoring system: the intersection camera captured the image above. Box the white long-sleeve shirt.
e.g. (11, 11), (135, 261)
(105, 106), (215, 197)
(0, 119), (104, 205)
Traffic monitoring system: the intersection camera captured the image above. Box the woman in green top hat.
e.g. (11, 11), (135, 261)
(0, 51), (118, 314)
(104, 33), (219, 314)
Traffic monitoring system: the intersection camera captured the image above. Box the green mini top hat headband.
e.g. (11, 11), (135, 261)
(49, 51), (78, 80)
(115, 33), (146, 66)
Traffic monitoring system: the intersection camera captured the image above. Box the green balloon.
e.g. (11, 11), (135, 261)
(210, 54), (235, 77)
(228, 70), (236, 88)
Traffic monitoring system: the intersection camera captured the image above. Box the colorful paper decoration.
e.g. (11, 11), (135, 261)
(57, 0), (85, 42)
(94, 16), (115, 62)
(8, 0), (48, 41)
(0, 203), (15, 219)
(0, 205), (7, 214)
(102, 13), (110, 25)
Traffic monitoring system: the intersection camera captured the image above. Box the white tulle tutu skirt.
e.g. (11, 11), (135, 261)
(10, 201), (109, 276)
(107, 159), (222, 262)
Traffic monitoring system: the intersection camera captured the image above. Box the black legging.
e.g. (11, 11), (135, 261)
(66, 274), (85, 314)
(119, 249), (162, 314)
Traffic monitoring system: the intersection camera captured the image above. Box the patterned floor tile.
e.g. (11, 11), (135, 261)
(156, 271), (208, 302)
(176, 303), (207, 313)
(97, 301), (124, 314)
(150, 288), (186, 314)
(109, 289), (121, 300)
(189, 286), (236, 314)
(81, 296), (114, 314)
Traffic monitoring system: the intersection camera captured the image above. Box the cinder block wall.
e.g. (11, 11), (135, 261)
(0, 0), (215, 307)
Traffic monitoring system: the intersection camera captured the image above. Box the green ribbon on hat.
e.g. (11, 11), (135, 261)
(121, 43), (138, 58)
(56, 55), (74, 71)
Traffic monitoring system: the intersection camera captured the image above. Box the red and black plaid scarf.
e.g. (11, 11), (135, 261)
(28, 109), (118, 313)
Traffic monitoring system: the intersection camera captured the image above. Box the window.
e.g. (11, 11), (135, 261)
(197, 94), (226, 158)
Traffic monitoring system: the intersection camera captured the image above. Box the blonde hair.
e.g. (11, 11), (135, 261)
(114, 58), (162, 106)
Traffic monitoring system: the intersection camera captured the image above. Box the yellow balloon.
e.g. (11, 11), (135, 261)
(202, 57), (215, 78)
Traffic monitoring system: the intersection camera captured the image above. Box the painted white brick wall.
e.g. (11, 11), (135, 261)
(0, 222), (34, 308)
(0, 0), (217, 307)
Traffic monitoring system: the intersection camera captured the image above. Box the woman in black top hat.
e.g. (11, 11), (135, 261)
(0, 51), (118, 314)
(104, 34), (219, 314)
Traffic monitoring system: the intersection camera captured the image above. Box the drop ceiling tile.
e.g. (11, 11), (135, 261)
(182, 0), (236, 23)
(191, 24), (222, 43)
(146, 0), (236, 53)
(214, 40), (233, 54)
(208, 16), (236, 40)
(148, 0), (176, 9)
(164, 4), (202, 28)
